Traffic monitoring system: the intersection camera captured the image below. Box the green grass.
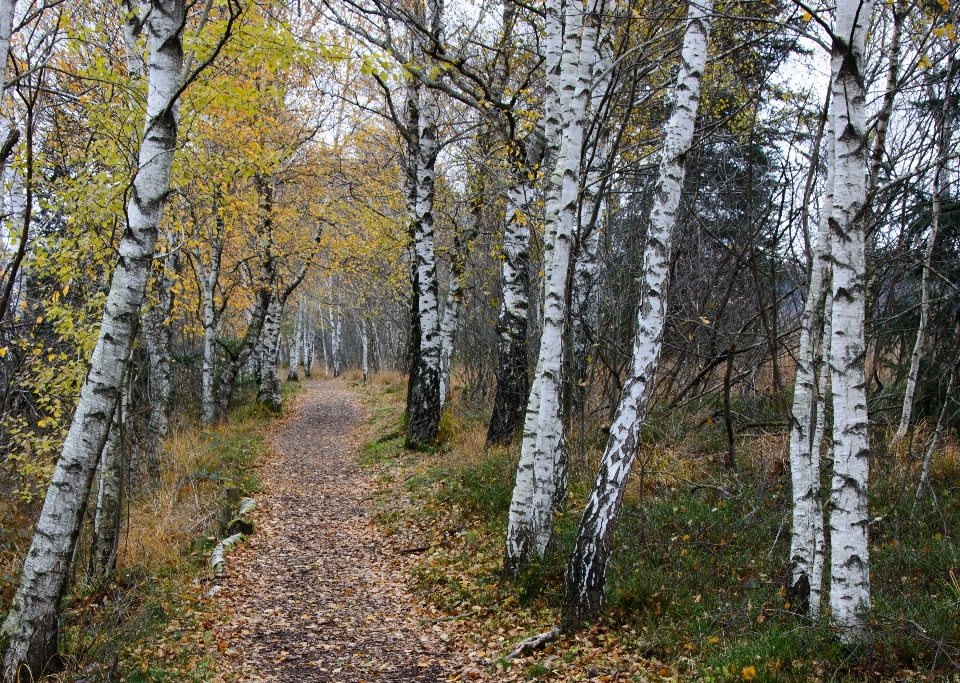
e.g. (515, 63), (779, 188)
(360, 382), (960, 681)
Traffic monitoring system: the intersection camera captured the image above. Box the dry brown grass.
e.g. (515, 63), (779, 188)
(114, 429), (226, 575)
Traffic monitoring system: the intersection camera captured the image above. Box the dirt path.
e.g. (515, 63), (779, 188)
(214, 381), (459, 682)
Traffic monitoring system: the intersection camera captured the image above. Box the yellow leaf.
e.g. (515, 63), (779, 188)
(742, 665), (757, 680)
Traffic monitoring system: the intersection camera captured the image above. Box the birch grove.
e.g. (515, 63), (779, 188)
(2, 0), (960, 675)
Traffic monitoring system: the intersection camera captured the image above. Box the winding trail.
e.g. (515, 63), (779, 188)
(214, 381), (458, 682)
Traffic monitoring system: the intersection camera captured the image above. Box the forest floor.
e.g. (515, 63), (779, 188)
(211, 380), (464, 682)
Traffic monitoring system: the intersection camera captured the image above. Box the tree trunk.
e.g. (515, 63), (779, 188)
(144, 230), (177, 477)
(406, 86), (442, 449)
(505, 0), (597, 573)
(303, 302), (314, 377)
(328, 275), (342, 377)
(360, 317), (370, 383)
(560, 0), (713, 630)
(487, 160), (533, 445)
(788, 120), (834, 618)
(894, 49), (956, 443)
(288, 299), (301, 382)
(0, 0), (17, 176)
(321, 309), (330, 376)
(1, 1), (184, 676)
(257, 296), (283, 410)
(199, 222), (223, 424)
(89, 388), (126, 580)
(827, 0), (873, 640)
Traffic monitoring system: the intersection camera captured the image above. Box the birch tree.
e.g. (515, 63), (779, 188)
(826, 0), (873, 639)
(143, 229), (179, 475)
(1, 0), (190, 675)
(561, 0), (714, 629)
(405, 82), (443, 448)
(288, 299), (302, 381)
(505, 0), (600, 572)
(894, 48), (957, 443)
(89, 385), (127, 580)
(197, 201), (225, 423)
(788, 122), (834, 617)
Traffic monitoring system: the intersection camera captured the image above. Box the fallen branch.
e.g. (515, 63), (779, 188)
(504, 628), (560, 660)
(211, 532), (245, 570)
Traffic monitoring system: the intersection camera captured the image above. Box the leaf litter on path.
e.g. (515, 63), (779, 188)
(212, 382), (461, 682)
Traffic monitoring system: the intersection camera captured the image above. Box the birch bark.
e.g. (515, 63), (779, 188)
(361, 317), (370, 383)
(827, 0), (873, 639)
(198, 212), (224, 424)
(328, 275), (342, 377)
(144, 229), (178, 476)
(895, 49), (956, 442)
(788, 123), (834, 617)
(90, 387), (126, 580)
(1, 1), (184, 676)
(288, 300), (301, 381)
(257, 295), (283, 410)
(0, 0), (18, 175)
(560, 0), (713, 629)
(487, 153), (533, 445)
(303, 302), (314, 377)
(439, 215), (470, 408)
(505, 0), (597, 572)
(406, 86), (443, 448)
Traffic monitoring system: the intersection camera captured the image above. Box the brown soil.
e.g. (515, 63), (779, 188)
(214, 381), (460, 682)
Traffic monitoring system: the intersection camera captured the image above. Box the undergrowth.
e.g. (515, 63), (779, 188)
(0, 381), (304, 682)
(359, 380), (960, 682)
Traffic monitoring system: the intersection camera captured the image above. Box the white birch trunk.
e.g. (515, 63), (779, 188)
(0, 0), (17, 177)
(360, 317), (370, 384)
(809, 286), (832, 613)
(257, 296), (283, 410)
(328, 276), (342, 377)
(303, 303), (314, 377)
(199, 226), (223, 424)
(788, 123), (834, 617)
(1, 1), (184, 676)
(320, 304), (330, 376)
(505, 0), (597, 572)
(827, 0), (873, 639)
(913, 371), (955, 510)
(439, 256), (464, 408)
(561, 0), (713, 629)
(438, 295), (455, 405)
(288, 300), (301, 381)
(144, 229), (177, 476)
(487, 167), (533, 445)
(895, 50), (955, 443)
(406, 86), (443, 447)
(90, 388), (126, 580)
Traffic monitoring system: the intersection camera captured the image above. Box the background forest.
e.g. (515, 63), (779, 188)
(0, 0), (958, 679)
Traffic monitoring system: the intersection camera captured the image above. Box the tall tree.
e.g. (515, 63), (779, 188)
(1, 0), (191, 675)
(561, 0), (714, 630)
(826, 0), (873, 640)
(505, 0), (600, 573)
